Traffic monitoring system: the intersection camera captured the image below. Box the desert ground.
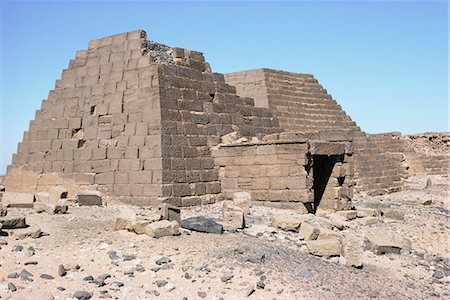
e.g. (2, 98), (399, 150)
(0, 175), (449, 300)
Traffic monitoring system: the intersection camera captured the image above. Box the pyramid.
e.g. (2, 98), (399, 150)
(5, 29), (405, 208)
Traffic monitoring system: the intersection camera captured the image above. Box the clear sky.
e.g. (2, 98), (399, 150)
(0, 1), (448, 175)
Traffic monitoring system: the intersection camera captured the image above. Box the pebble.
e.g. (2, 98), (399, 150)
(107, 250), (120, 260)
(184, 272), (192, 279)
(40, 274), (55, 280)
(73, 291), (93, 300)
(8, 282), (17, 292)
(164, 282), (175, 292)
(58, 264), (66, 276)
(83, 275), (94, 281)
(111, 281), (124, 288)
(156, 257), (172, 265)
(147, 290), (160, 296)
(15, 245), (23, 252)
(156, 280), (168, 287)
(24, 261), (38, 265)
(7, 272), (19, 279)
(221, 272), (233, 282)
(257, 280), (266, 289)
(123, 255), (136, 261)
(246, 285), (255, 297)
(19, 269), (33, 278)
(198, 291), (207, 298)
(57, 287), (66, 291)
(135, 264), (145, 272)
(433, 270), (444, 280)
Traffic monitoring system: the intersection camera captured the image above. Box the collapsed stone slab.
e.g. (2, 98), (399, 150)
(306, 239), (341, 257)
(144, 220), (179, 238)
(2, 192), (34, 208)
(180, 216), (223, 234)
(77, 191), (102, 206)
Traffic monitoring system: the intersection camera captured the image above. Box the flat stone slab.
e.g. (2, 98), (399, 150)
(180, 216), (223, 234)
(2, 192), (34, 208)
(0, 216), (27, 229)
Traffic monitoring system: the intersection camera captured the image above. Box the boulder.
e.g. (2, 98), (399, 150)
(341, 233), (364, 268)
(221, 131), (240, 144)
(180, 216), (223, 234)
(77, 191), (102, 206)
(222, 201), (245, 231)
(299, 222), (320, 240)
(233, 192), (252, 213)
(0, 216), (27, 229)
(2, 192), (34, 208)
(271, 213), (302, 232)
(335, 210), (357, 220)
(365, 232), (411, 255)
(306, 239), (341, 256)
(144, 220), (179, 238)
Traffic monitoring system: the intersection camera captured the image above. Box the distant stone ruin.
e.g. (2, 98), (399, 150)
(3, 30), (449, 212)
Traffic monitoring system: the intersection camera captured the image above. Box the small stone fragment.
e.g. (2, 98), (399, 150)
(156, 280), (167, 287)
(156, 257), (172, 265)
(257, 280), (265, 289)
(198, 291), (207, 298)
(8, 282), (17, 292)
(221, 272), (233, 282)
(299, 222), (320, 240)
(58, 264), (66, 277)
(73, 291), (93, 300)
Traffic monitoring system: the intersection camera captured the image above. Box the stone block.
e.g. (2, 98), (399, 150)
(0, 215), (27, 229)
(34, 200), (68, 215)
(3, 192), (34, 208)
(328, 213), (350, 230)
(356, 207), (381, 218)
(335, 210), (357, 220)
(306, 239), (341, 257)
(381, 209), (405, 221)
(271, 213), (302, 231)
(317, 227), (342, 241)
(77, 191), (102, 206)
(222, 201), (245, 231)
(341, 233), (364, 268)
(232, 191), (252, 213)
(356, 217), (379, 226)
(144, 220), (179, 238)
(158, 204), (181, 223)
(309, 141), (345, 155)
(299, 222), (320, 240)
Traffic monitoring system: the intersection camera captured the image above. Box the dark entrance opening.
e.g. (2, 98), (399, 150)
(312, 154), (343, 212)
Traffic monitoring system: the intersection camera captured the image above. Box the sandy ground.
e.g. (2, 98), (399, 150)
(0, 175), (449, 300)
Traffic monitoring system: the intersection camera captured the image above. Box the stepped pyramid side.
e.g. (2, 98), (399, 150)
(4, 30), (282, 205)
(225, 69), (405, 195)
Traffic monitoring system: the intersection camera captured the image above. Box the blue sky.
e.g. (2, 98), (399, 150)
(0, 1), (448, 174)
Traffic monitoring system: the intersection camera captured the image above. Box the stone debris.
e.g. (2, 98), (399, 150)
(335, 210), (357, 220)
(381, 209), (405, 221)
(365, 231), (411, 255)
(356, 217), (379, 226)
(77, 191), (102, 206)
(114, 207), (162, 234)
(158, 204), (181, 223)
(222, 201), (245, 231)
(233, 191), (252, 213)
(14, 227), (45, 240)
(0, 215), (27, 229)
(271, 213), (303, 231)
(299, 222), (320, 240)
(0, 205), (7, 217)
(144, 220), (179, 238)
(306, 239), (342, 257)
(34, 200), (68, 215)
(180, 216), (223, 234)
(221, 131), (240, 144)
(341, 233), (364, 268)
(2, 192), (34, 208)
(328, 213), (350, 230)
(356, 207), (381, 218)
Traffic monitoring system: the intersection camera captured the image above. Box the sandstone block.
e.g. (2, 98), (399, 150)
(342, 233), (364, 268)
(222, 201), (245, 231)
(34, 200), (68, 215)
(232, 191), (252, 213)
(114, 207), (137, 231)
(271, 213), (302, 231)
(306, 239), (341, 256)
(15, 227), (44, 240)
(144, 220), (179, 238)
(356, 207), (381, 218)
(381, 209), (405, 221)
(49, 186), (68, 204)
(77, 191), (102, 206)
(317, 228), (342, 241)
(0, 216), (27, 229)
(3, 192), (34, 208)
(365, 232), (410, 255)
(356, 217), (379, 226)
(328, 213), (350, 230)
(299, 222), (320, 240)
(335, 210), (357, 220)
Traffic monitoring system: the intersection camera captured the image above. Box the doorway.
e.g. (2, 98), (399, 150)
(312, 154), (343, 212)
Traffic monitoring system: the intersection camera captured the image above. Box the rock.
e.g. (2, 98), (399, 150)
(433, 270), (444, 279)
(2, 192), (34, 208)
(164, 282), (175, 292)
(356, 217), (379, 226)
(381, 209), (405, 221)
(156, 257), (172, 265)
(64, 263), (81, 271)
(0, 205), (7, 217)
(24, 246), (35, 257)
(7, 272), (19, 278)
(73, 291), (93, 300)
(299, 222), (320, 240)
(422, 199), (432, 205)
(233, 192), (252, 213)
(156, 280), (167, 287)
(244, 224), (269, 237)
(180, 216), (223, 234)
(271, 213), (302, 231)
(317, 228), (342, 241)
(58, 264), (66, 276)
(158, 204), (181, 222)
(198, 291), (207, 298)
(40, 274), (54, 280)
(24, 261), (38, 265)
(57, 287), (65, 291)
(16, 227), (44, 239)
(366, 232), (409, 254)
(144, 220), (179, 238)
(77, 191), (102, 206)
(34, 201), (68, 215)
(107, 250), (120, 260)
(34, 192), (49, 203)
(306, 239), (341, 256)
(425, 178), (432, 189)
(245, 284), (255, 297)
(341, 233), (364, 268)
(221, 272), (233, 282)
(221, 131), (240, 144)
(114, 207), (137, 230)
(115, 207), (162, 234)
(356, 207), (381, 218)
(19, 269), (33, 279)
(8, 282), (17, 292)
(83, 275), (94, 281)
(222, 201), (245, 231)
(0, 215), (27, 229)
(328, 213), (350, 230)
(49, 185), (67, 203)
(335, 210), (357, 220)
(98, 274), (111, 281)
(257, 280), (265, 289)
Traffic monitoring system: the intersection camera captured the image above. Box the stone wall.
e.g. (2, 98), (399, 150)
(212, 131), (354, 212)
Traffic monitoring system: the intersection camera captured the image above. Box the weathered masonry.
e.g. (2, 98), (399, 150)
(4, 30), (448, 211)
